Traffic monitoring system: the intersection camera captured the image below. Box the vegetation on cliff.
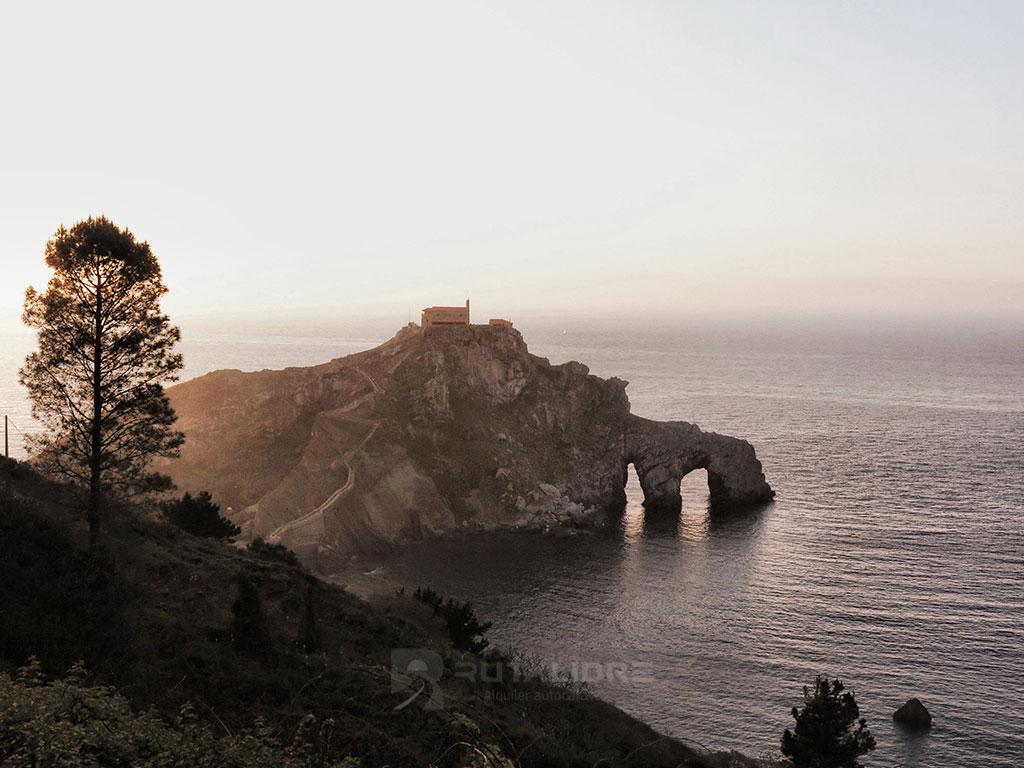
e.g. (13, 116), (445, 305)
(413, 587), (493, 654)
(161, 490), (240, 539)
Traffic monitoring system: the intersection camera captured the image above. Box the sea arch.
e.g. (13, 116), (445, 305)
(623, 418), (774, 511)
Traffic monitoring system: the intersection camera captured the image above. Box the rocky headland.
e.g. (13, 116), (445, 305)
(165, 324), (773, 558)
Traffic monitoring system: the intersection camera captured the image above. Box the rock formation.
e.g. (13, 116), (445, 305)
(164, 324), (773, 558)
(893, 698), (932, 728)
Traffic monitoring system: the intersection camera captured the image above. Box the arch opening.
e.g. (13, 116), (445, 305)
(632, 454), (710, 513)
(622, 462), (645, 539)
(624, 462), (644, 509)
(679, 467), (711, 514)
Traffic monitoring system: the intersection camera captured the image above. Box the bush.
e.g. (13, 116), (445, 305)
(412, 585), (444, 613)
(781, 676), (875, 768)
(161, 491), (240, 539)
(247, 536), (301, 566)
(413, 587), (492, 654)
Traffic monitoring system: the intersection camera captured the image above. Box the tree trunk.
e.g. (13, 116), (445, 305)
(89, 258), (104, 548)
(88, 474), (101, 548)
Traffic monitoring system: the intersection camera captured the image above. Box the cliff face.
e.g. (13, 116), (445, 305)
(165, 324), (773, 557)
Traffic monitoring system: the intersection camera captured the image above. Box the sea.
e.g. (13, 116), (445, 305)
(2, 316), (1022, 767)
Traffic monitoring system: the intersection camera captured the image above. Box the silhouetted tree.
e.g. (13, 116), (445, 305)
(781, 676), (876, 768)
(414, 586), (492, 654)
(298, 578), (320, 653)
(20, 217), (183, 546)
(247, 536), (301, 567)
(231, 573), (271, 654)
(161, 491), (240, 539)
(442, 598), (492, 654)
(413, 586), (444, 613)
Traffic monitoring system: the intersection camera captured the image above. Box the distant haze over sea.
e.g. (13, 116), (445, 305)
(4, 310), (1023, 456)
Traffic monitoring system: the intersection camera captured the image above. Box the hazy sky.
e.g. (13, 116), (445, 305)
(2, 0), (1022, 327)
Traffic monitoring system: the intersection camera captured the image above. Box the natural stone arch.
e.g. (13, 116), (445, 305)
(624, 418), (774, 512)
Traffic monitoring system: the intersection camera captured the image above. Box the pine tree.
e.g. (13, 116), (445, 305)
(442, 598), (492, 654)
(413, 587), (492, 653)
(20, 216), (183, 546)
(781, 676), (876, 768)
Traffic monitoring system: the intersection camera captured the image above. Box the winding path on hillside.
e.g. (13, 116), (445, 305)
(266, 368), (383, 544)
(356, 366), (382, 393)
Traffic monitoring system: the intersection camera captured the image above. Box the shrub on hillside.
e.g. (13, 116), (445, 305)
(413, 586), (492, 654)
(247, 536), (301, 566)
(161, 491), (240, 539)
(412, 585), (444, 613)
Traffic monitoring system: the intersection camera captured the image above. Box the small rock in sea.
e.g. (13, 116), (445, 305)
(893, 698), (932, 728)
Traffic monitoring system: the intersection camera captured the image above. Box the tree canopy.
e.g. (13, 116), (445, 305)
(20, 216), (183, 544)
(781, 676), (876, 768)
(161, 491), (240, 539)
(413, 587), (493, 654)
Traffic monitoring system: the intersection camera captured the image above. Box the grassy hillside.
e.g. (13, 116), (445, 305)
(0, 457), (760, 767)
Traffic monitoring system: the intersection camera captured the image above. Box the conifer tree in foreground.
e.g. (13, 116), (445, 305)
(781, 676), (876, 768)
(20, 216), (183, 545)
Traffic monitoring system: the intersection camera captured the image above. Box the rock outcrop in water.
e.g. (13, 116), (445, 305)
(165, 324), (773, 557)
(893, 698), (932, 728)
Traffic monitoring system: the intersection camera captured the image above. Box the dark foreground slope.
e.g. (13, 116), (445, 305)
(165, 324), (772, 558)
(0, 458), (755, 768)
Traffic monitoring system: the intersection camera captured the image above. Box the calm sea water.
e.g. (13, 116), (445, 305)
(2, 318), (1022, 766)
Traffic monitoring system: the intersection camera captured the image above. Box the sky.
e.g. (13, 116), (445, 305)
(2, 0), (1022, 330)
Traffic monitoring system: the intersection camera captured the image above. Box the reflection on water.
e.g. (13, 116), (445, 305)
(324, 395), (1023, 768)
(323, 464), (791, 760)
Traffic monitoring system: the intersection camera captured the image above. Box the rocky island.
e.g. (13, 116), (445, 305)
(165, 323), (774, 558)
